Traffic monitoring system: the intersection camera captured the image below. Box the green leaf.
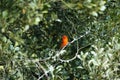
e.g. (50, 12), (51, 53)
(2, 10), (8, 18)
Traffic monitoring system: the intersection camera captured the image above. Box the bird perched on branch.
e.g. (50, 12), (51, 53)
(60, 35), (69, 49)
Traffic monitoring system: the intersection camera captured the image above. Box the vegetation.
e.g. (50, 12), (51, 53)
(0, 0), (120, 80)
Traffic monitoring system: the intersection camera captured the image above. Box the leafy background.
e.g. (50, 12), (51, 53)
(0, 0), (120, 80)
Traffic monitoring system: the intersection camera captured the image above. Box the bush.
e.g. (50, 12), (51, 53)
(0, 0), (120, 80)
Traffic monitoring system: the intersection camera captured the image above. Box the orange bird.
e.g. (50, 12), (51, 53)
(60, 35), (69, 49)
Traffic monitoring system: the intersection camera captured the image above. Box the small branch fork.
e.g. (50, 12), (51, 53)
(58, 31), (90, 62)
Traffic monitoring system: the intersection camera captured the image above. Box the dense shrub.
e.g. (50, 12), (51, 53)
(0, 0), (120, 80)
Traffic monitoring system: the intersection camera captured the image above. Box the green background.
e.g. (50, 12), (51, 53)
(0, 0), (120, 80)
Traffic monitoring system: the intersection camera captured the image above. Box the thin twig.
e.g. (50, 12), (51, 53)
(36, 62), (49, 80)
(58, 31), (90, 62)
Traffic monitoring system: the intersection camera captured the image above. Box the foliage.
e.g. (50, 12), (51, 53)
(0, 0), (120, 80)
